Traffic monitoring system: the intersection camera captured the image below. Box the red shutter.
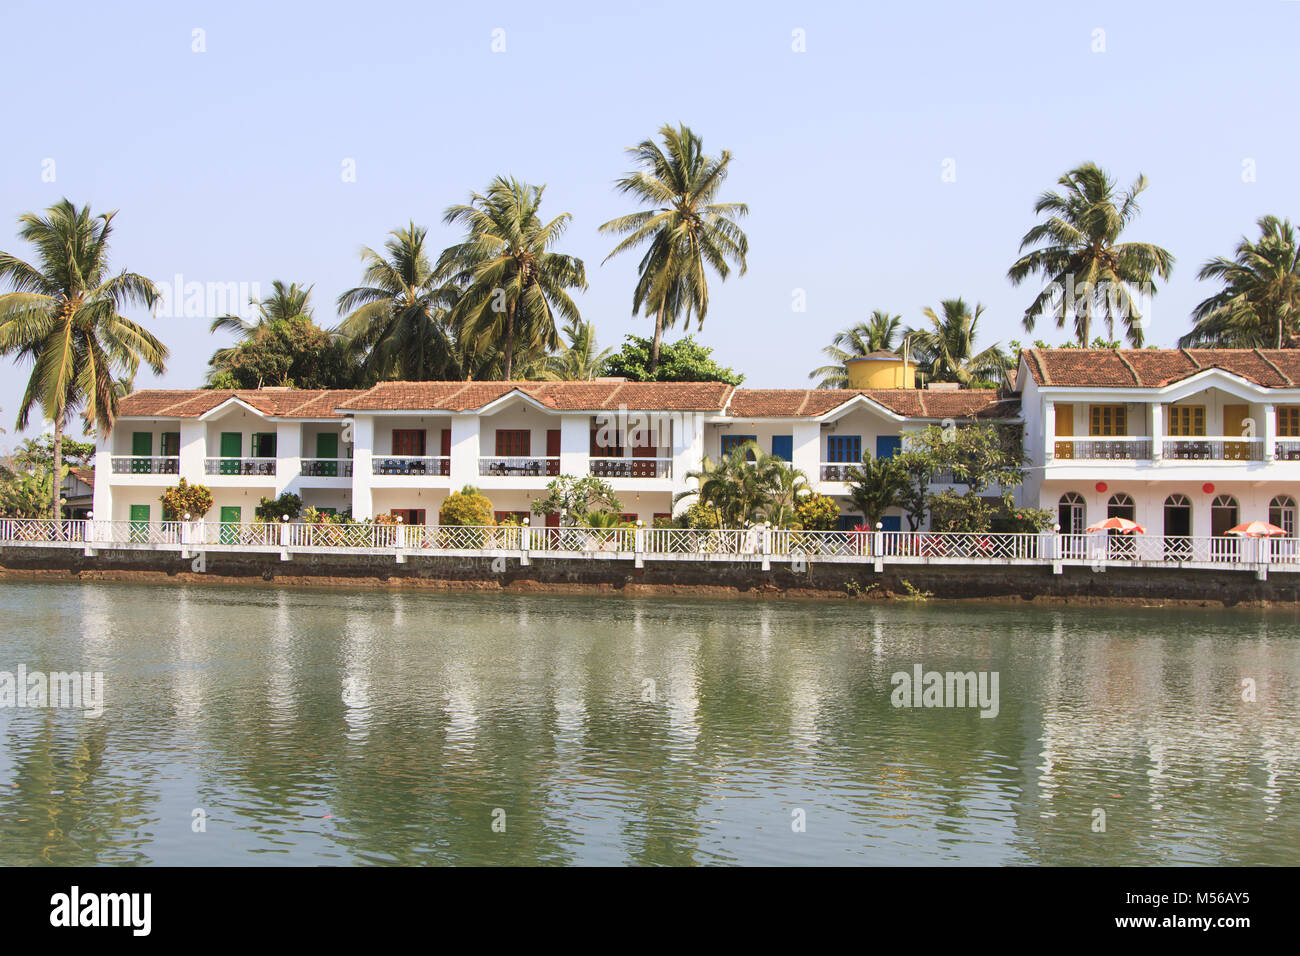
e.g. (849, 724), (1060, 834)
(546, 429), (561, 475)
(440, 429), (452, 475)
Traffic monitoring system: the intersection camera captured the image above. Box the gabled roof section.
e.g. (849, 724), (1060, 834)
(1022, 348), (1300, 389)
(725, 388), (1016, 421)
(337, 380), (736, 413)
(117, 388), (364, 420)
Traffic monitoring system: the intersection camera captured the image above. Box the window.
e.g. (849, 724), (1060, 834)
(251, 432), (277, 458)
(1278, 406), (1300, 437)
(721, 434), (757, 457)
(1269, 495), (1297, 535)
(826, 435), (862, 463)
(1107, 493), (1135, 520)
(1211, 495), (1239, 538)
(390, 509), (425, 525)
(590, 428), (623, 458)
(161, 432), (180, 457)
(1089, 405), (1128, 436)
(1166, 405), (1205, 437)
(392, 429), (426, 456)
(496, 430), (531, 457)
(1058, 492), (1085, 535)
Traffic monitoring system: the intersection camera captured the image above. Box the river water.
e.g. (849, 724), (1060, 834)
(0, 581), (1296, 865)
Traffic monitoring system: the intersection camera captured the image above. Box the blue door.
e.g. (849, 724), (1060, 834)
(770, 435), (793, 461)
(880, 516), (902, 532)
(875, 435), (902, 459)
(827, 435), (861, 462)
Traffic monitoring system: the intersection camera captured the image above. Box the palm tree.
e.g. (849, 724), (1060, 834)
(210, 280), (314, 366)
(540, 319), (614, 381)
(599, 123), (749, 373)
(760, 462), (812, 528)
(675, 441), (790, 527)
(336, 223), (464, 381)
(846, 452), (908, 529)
(0, 199), (166, 517)
(809, 310), (903, 387)
(908, 299), (1009, 386)
(438, 177), (587, 380)
(1181, 216), (1300, 348)
(1008, 162), (1174, 346)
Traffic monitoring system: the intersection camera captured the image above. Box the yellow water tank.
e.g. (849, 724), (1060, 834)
(845, 351), (910, 389)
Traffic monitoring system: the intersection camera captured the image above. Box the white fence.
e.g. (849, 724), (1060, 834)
(1, 518), (1296, 575)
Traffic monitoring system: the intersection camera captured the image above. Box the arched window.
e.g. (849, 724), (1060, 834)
(1210, 495), (1239, 537)
(1269, 495), (1297, 536)
(1058, 492), (1085, 535)
(1107, 493), (1136, 520)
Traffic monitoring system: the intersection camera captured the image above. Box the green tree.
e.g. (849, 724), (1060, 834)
(207, 317), (359, 388)
(0, 199), (167, 518)
(254, 492), (301, 522)
(908, 299), (1009, 386)
(336, 223), (465, 381)
(599, 123), (749, 372)
(14, 434), (95, 470)
(209, 280), (315, 366)
(1180, 216), (1300, 348)
(602, 334), (743, 384)
(439, 177), (587, 380)
(0, 463), (54, 518)
(760, 462), (812, 528)
(531, 475), (622, 525)
(1008, 162), (1174, 346)
(845, 452), (908, 529)
(674, 441), (785, 526)
(893, 448), (938, 531)
(809, 311), (903, 388)
(540, 319), (615, 381)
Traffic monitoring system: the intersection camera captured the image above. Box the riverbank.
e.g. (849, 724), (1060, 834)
(4, 546), (1300, 607)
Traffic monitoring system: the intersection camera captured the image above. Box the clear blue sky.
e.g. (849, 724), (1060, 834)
(2, 0), (1297, 445)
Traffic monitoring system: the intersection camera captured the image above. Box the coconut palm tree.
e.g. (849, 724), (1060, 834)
(0, 199), (166, 517)
(210, 280), (314, 366)
(1008, 162), (1174, 346)
(599, 123), (749, 373)
(336, 223), (464, 381)
(846, 452), (908, 530)
(809, 310), (903, 387)
(438, 177), (587, 380)
(908, 299), (1009, 386)
(674, 441), (790, 527)
(1180, 216), (1300, 348)
(760, 462), (812, 527)
(540, 319), (614, 381)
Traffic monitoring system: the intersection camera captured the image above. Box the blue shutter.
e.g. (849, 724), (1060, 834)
(771, 435), (793, 461)
(875, 435), (902, 459)
(880, 516), (902, 532)
(721, 434), (757, 456)
(829, 436), (861, 462)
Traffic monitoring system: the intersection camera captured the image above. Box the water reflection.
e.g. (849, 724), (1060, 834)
(0, 582), (1296, 865)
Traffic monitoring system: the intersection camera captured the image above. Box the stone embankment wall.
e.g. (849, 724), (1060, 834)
(3, 547), (1299, 607)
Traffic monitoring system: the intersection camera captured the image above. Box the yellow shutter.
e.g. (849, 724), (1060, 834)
(1054, 404), (1073, 459)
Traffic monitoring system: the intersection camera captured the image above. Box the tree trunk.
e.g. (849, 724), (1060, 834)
(649, 303), (665, 375)
(51, 410), (65, 523)
(504, 301), (515, 379)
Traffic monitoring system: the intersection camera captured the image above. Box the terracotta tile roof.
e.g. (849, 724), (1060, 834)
(725, 388), (1017, 421)
(1023, 348), (1300, 389)
(117, 388), (364, 419)
(67, 466), (95, 486)
(337, 380), (737, 412)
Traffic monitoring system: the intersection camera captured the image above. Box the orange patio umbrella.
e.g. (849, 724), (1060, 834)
(1085, 516), (1147, 534)
(1226, 520), (1288, 537)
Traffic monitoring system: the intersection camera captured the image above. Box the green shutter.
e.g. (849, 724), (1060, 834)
(219, 432), (241, 475)
(316, 433), (338, 477)
(131, 432), (152, 473)
(129, 504), (150, 542)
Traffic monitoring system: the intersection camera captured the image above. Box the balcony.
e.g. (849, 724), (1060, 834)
(588, 457), (672, 479)
(1162, 438), (1264, 461)
(1053, 438), (1152, 460)
(301, 458), (354, 478)
(1276, 439), (1300, 461)
(111, 455), (179, 475)
(478, 456), (559, 477)
(371, 456), (449, 476)
(820, 462), (857, 481)
(204, 457), (277, 476)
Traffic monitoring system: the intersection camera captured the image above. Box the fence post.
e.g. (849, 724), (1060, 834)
(634, 520), (645, 569)
(873, 522), (884, 573)
(520, 518), (530, 567)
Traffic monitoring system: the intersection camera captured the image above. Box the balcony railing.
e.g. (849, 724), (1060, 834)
(111, 455), (179, 475)
(204, 457), (277, 476)
(478, 456), (560, 477)
(1276, 439), (1300, 461)
(588, 457), (672, 479)
(299, 458), (354, 478)
(819, 462), (858, 481)
(1162, 438), (1264, 461)
(371, 456), (449, 476)
(1053, 438), (1152, 460)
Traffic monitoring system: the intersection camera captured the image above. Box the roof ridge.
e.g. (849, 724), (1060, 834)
(1180, 347), (1202, 370)
(917, 392), (930, 417)
(720, 384), (738, 416)
(1115, 350), (1141, 385)
(1028, 348), (1050, 386)
(795, 389), (814, 416)
(1255, 348), (1293, 386)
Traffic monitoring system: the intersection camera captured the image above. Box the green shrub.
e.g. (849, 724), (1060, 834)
(794, 492), (839, 531)
(255, 492), (302, 522)
(439, 485), (494, 526)
(160, 478), (214, 520)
